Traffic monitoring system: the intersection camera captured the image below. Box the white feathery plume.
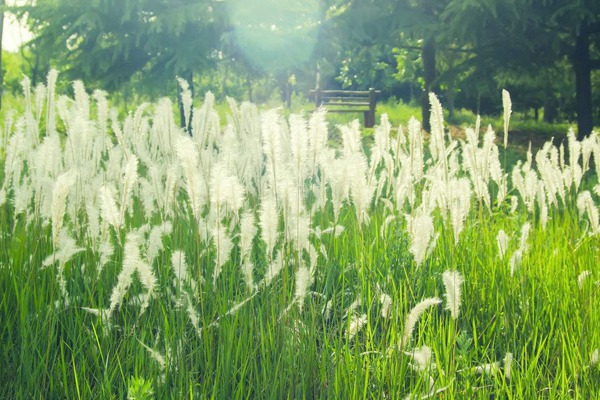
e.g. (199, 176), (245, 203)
(510, 195), (519, 213)
(212, 222), (233, 285)
(308, 108), (328, 175)
(72, 80), (90, 120)
(343, 297), (361, 319)
(132, 257), (156, 316)
(222, 294), (257, 319)
(163, 165), (178, 218)
(13, 179), (32, 218)
(401, 298), (441, 349)
(370, 114), (392, 175)
(394, 159), (413, 210)
(240, 210), (257, 259)
(109, 232), (157, 316)
(190, 91), (219, 146)
(108, 233), (140, 314)
(504, 352), (513, 380)
(407, 213), (436, 266)
(46, 69), (59, 136)
(172, 250), (199, 297)
(323, 299), (333, 320)
(294, 265), (312, 311)
(263, 250), (285, 287)
(209, 162), (245, 219)
(578, 270), (591, 289)
(92, 89), (109, 139)
(408, 117), (424, 182)
(139, 341), (166, 371)
(146, 222), (173, 265)
(177, 77), (193, 130)
(405, 345), (433, 371)
(473, 362), (500, 375)
(259, 191), (279, 260)
(347, 153), (375, 225)
(99, 185), (123, 231)
(428, 92), (445, 163)
(51, 170), (77, 248)
(577, 191), (600, 235)
(289, 113), (309, 184)
(567, 128), (583, 190)
(287, 212), (311, 253)
(99, 240), (114, 274)
(241, 260), (255, 293)
(171, 250), (189, 282)
(591, 349), (599, 366)
(346, 314), (368, 341)
(261, 109), (284, 188)
(442, 270), (464, 320)
(536, 144), (564, 207)
(510, 249), (522, 276)
(139, 177), (157, 220)
(497, 229), (509, 259)
(380, 215), (397, 239)
(448, 177), (471, 245)
(182, 292), (202, 337)
(120, 154), (139, 221)
(43, 230), (84, 269)
(502, 89), (511, 149)
(340, 119), (362, 157)
(175, 134), (205, 221)
(508, 223), (530, 276)
(86, 202), (100, 242)
(519, 222), (531, 253)
(379, 289), (393, 319)
(310, 243), (321, 272)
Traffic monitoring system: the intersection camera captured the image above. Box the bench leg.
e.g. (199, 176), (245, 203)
(364, 111), (375, 128)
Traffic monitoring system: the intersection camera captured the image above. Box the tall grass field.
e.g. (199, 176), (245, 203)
(1, 73), (600, 399)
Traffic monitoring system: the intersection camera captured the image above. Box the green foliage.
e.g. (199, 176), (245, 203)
(14, 0), (227, 92)
(127, 377), (154, 400)
(2, 51), (28, 96)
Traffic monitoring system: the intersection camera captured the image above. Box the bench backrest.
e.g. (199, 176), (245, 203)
(309, 88), (380, 128)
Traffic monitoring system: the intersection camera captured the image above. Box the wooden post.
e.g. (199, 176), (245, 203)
(314, 87), (322, 107)
(365, 88), (376, 128)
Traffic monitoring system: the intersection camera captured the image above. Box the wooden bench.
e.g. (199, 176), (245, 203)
(309, 88), (381, 128)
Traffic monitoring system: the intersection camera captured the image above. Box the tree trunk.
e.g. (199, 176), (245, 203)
(573, 31), (593, 140)
(543, 97), (558, 123)
(421, 37), (436, 132)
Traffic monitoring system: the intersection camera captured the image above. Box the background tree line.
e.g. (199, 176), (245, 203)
(2, 0), (600, 137)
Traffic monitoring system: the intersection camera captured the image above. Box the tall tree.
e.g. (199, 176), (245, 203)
(442, 0), (600, 138)
(15, 0), (227, 106)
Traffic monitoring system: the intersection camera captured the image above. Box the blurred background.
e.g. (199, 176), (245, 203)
(1, 0), (599, 137)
